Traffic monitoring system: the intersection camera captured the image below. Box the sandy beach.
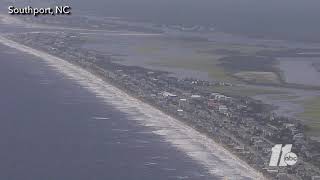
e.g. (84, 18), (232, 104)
(0, 35), (266, 179)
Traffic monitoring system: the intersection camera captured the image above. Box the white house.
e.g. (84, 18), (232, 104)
(162, 92), (177, 98)
(218, 105), (228, 113)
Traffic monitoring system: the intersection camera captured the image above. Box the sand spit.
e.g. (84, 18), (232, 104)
(0, 35), (266, 180)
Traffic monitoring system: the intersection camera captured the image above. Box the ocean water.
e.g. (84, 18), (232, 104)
(0, 44), (216, 180)
(278, 57), (320, 86)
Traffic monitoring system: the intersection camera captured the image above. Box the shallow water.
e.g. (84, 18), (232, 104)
(278, 57), (320, 86)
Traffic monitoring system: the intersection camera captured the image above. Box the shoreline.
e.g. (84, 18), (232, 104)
(0, 35), (266, 179)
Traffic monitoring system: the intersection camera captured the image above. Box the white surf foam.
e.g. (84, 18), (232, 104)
(92, 117), (110, 120)
(0, 14), (23, 25)
(0, 35), (266, 180)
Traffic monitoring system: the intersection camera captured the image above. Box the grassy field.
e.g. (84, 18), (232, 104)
(233, 71), (281, 84)
(299, 96), (320, 136)
(84, 32), (285, 86)
(174, 35), (281, 54)
(144, 37), (285, 84)
(149, 52), (238, 82)
(210, 85), (287, 97)
(268, 94), (299, 101)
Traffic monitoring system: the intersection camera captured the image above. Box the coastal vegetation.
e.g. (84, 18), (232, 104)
(300, 96), (320, 136)
(210, 85), (286, 97)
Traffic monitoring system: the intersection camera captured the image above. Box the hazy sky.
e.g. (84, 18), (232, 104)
(72, 0), (320, 41)
(3, 0), (320, 42)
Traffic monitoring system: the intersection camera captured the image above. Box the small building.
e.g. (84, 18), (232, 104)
(225, 96), (232, 101)
(208, 99), (219, 109)
(215, 95), (226, 101)
(210, 92), (220, 97)
(162, 91), (177, 98)
(284, 123), (295, 129)
(219, 105), (228, 114)
(191, 94), (201, 98)
(293, 133), (304, 141)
